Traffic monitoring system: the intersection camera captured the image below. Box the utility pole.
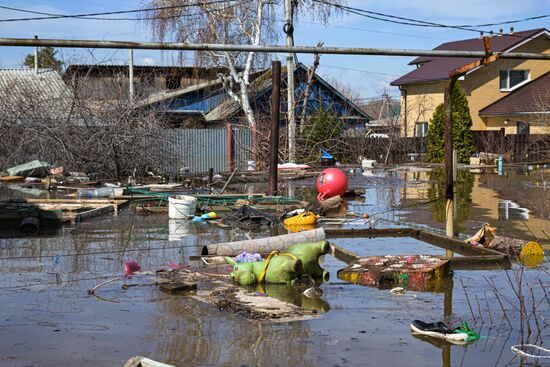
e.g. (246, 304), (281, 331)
(129, 48), (135, 100)
(284, 0), (296, 162)
(268, 61), (281, 196)
(34, 35), (38, 74)
(444, 76), (458, 243)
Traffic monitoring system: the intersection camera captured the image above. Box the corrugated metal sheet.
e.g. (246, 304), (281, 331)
(0, 69), (74, 119)
(158, 127), (253, 174)
(160, 129), (227, 174)
(233, 128), (253, 170)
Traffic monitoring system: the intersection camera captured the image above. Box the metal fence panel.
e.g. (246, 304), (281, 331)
(158, 127), (253, 175)
(233, 128), (253, 170)
(160, 128), (228, 174)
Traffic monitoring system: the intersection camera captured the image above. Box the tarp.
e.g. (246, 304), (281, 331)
(7, 160), (50, 177)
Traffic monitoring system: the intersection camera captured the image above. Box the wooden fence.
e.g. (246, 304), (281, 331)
(344, 132), (549, 165)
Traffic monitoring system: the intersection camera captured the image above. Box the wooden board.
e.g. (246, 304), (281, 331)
(0, 176), (25, 183)
(0, 199), (129, 226)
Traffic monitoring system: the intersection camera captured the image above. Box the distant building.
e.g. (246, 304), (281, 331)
(65, 63), (371, 130)
(391, 28), (550, 137)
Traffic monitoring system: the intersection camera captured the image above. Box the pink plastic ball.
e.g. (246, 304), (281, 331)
(316, 168), (348, 201)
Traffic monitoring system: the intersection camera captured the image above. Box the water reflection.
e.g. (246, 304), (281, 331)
(255, 283), (330, 313)
(149, 294), (318, 366)
(399, 167), (550, 242)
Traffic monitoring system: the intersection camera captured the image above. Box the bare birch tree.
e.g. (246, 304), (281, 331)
(142, 0), (344, 132)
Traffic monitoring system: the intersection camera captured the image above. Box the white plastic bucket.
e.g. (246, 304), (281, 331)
(168, 195), (197, 219)
(361, 159), (376, 169)
(168, 219), (192, 241)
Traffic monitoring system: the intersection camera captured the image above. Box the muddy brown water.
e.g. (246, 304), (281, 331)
(1, 167), (549, 366)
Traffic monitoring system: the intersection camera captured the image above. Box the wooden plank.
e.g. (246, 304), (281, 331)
(325, 227), (417, 238)
(73, 205), (114, 222)
(329, 242), (360, 264)
(416, 230), (506, 257)
(159, 281), (197, 293)
(448, 255), (511, 270)
(27, 198), (127, 205)
(0, 176), (25, 182)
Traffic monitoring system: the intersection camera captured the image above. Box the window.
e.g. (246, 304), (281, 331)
(517, 121), (530, 135)
(500, 69), (529, 91)
(415, 122), (428, 137)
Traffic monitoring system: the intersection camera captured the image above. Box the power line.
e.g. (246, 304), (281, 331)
(0, 0), (235, 22)
(311, 0), (550, 44)
(320, 64), (400, 76)
(293, 19), (447, 41)
(312, 0), (550, 32)
(311, 0), (481, 33)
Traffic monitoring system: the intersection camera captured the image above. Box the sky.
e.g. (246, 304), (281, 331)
(0, 0), (549, 99)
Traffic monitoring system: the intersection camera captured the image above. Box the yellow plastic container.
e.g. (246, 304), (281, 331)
(283, 211), (319, 226)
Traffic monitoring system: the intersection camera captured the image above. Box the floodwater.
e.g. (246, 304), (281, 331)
(0, 167), (549, 366)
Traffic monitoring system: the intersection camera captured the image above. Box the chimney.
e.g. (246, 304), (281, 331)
(479, 31), (484, 38)
(509, 27), (514, 35)
(499, 28), (504, 36)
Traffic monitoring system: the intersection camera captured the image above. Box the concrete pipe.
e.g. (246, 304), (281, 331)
(201, 228), (325, 256)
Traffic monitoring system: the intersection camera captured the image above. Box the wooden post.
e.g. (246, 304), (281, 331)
(444, 76), (458, 254)
(500, 127), (506, 155)
(208, 168), (213, 185)
(268, 61), (281, 196)
(227, 123), (233, 172)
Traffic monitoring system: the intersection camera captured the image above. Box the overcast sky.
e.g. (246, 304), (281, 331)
(0, 0), (548, 98)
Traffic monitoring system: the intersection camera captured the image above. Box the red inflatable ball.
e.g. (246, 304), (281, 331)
(316, 168), (348, 201)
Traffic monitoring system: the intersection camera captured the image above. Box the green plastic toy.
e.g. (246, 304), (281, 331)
(286, 240), (330, 281)
(224, 241), (330, 285)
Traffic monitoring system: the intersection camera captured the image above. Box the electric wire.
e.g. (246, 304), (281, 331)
(312, 0), (550, 32)
(0, 0), (236, 22)
(311, 0), (550, 44)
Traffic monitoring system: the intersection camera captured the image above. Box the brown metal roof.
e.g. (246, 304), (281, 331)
(479, 71), (550, 116)
(391, 29), (548, 86)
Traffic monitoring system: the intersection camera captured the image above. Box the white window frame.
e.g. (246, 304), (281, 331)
(415, 122), (428, 137)
(500, 69), (530, 92)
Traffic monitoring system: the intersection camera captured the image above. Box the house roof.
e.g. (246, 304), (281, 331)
(136, 78), (224, 108)
(390, 29), (549, 86)
(65, 64), (232, 77)
(204, 67), (277, 121)
(0, 69), (74, 119)
(479, 71), (550, 116)
(205, 63), (371, 121)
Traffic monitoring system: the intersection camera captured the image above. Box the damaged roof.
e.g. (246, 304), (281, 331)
(391, 28), (549, 86)
(205, 63), (371, 122)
